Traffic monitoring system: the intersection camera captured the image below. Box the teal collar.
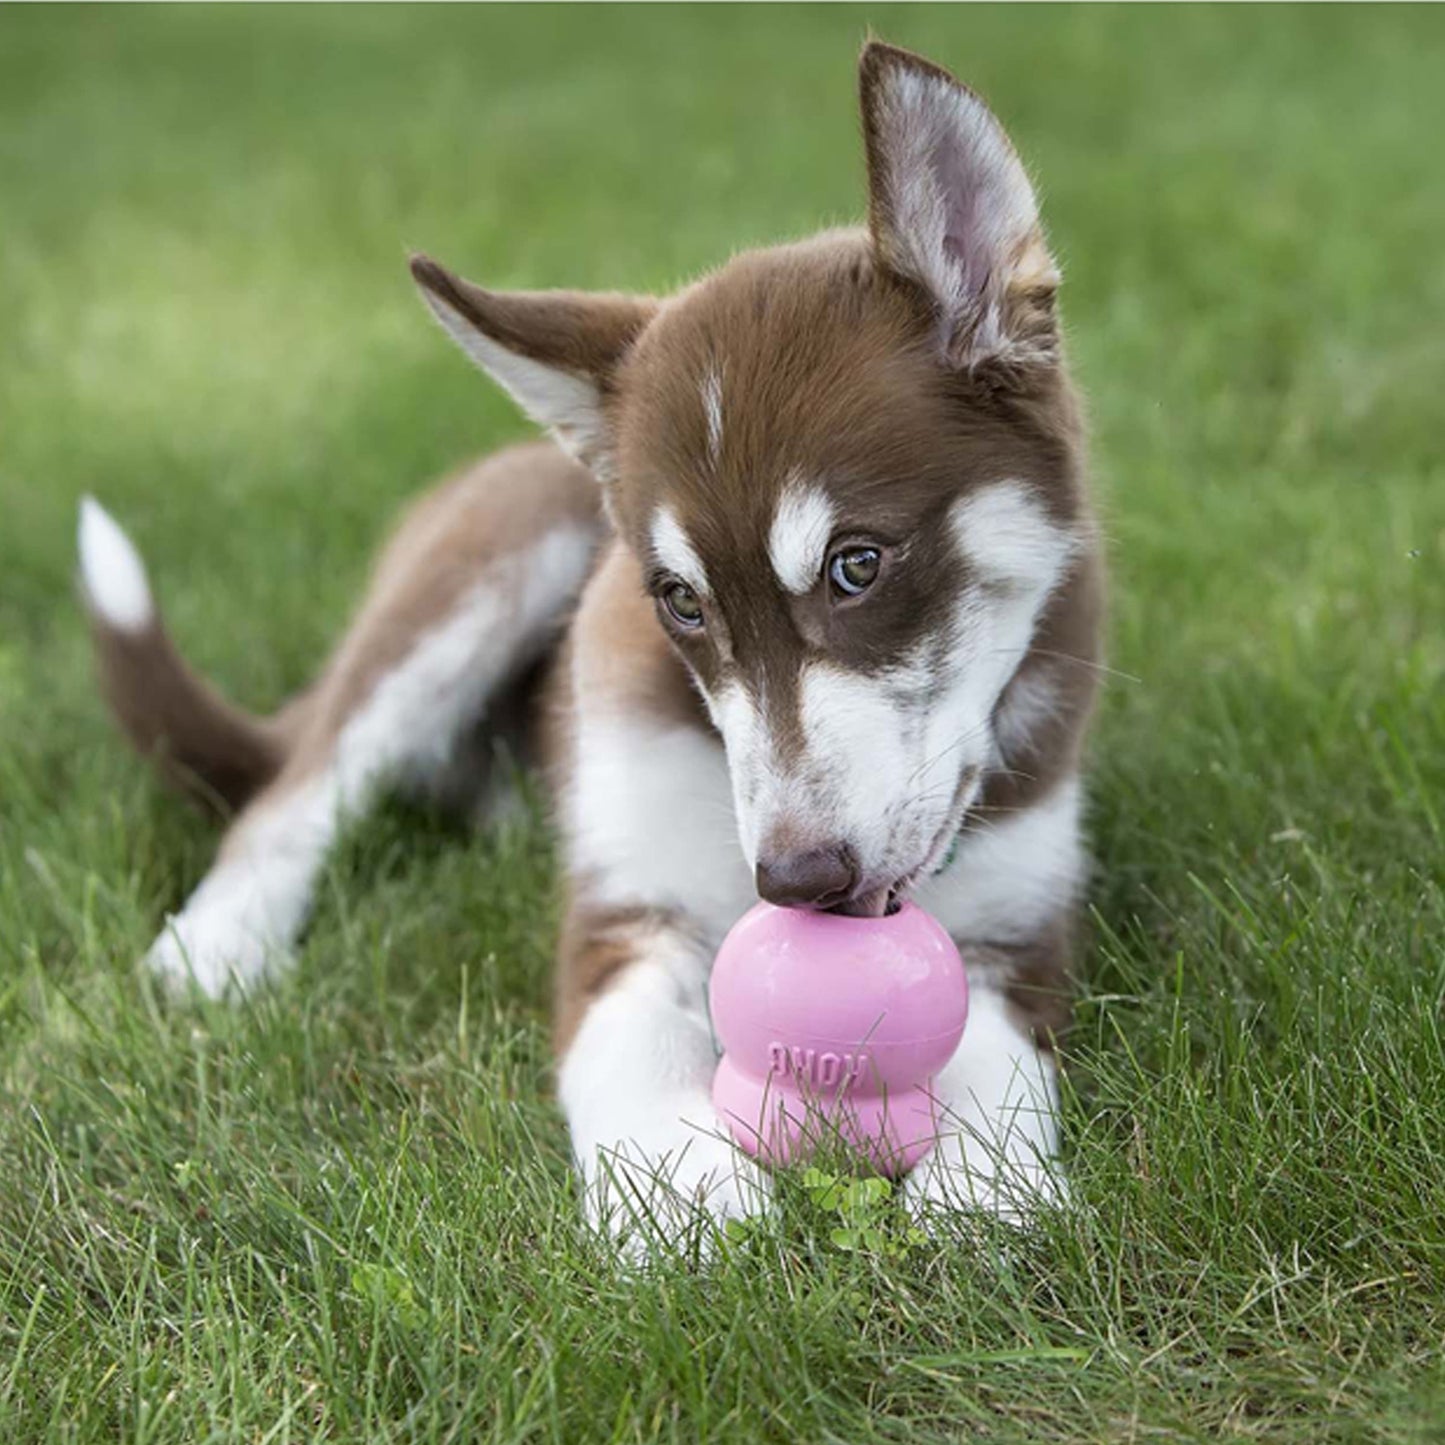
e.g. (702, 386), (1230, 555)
(931, 826), (965, 877)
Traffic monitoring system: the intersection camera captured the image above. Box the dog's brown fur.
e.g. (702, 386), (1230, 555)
(608, 230), (1095, 777)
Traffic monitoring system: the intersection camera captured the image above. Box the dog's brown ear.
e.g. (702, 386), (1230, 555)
(411, 255), (657, 477)
(859, 42), (1059, 370)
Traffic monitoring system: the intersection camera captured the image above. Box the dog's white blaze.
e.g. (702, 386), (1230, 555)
(146, 524), (597, 995)
(559, 934), (767, 1239)
(419, 290), (608, 467)
(916, 776), (1085, 942)
(707, 681), (772, 866)
(799, 661), (924, 848)
(950, 482), (1077, 589)
(78, 498), (155, 633)
(649, 506), (710, 597)
(767, 480), (835, 594)
(902, 982), (1063, 1220)
(701, 364), (724, 465)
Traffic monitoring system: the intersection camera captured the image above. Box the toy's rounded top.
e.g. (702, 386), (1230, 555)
(709, 900), (968, 1090)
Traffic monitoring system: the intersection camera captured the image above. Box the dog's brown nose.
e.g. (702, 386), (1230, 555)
(755, 846), (858, 911)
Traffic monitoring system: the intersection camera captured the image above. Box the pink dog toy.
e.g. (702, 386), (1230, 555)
(710, 901), (969, 1176)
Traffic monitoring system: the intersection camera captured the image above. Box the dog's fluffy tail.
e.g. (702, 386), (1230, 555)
(77, 498), (294, 813)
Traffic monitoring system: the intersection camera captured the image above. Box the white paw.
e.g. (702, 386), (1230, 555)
(142, 848), (309, 997)
(901, 1135), (1068, 1229)
(144, 902), (288, 997)
(578, 1107), (770, 1256)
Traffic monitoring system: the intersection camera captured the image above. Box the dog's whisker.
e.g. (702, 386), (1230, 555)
(986, 645), (1139, 685)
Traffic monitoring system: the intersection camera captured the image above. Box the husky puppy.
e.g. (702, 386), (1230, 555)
(81, 42), (1103, 1237)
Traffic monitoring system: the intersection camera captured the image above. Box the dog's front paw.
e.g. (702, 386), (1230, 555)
(144, 894), (288, 998)
(141, 843), (313, 997)
(577, 1106), (770, 1257)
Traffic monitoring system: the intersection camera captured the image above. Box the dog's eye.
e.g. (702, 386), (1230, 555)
(828, 546), (881, 598)
(662, 581), (704, 629)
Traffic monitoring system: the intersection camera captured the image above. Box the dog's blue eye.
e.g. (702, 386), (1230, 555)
(828, 547), (881, 598)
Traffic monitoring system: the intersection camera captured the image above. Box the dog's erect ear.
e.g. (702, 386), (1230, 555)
(859, 42), (1059, 369)
(411, 255), (657, 477)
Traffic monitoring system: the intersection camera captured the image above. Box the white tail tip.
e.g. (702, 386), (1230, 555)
(78, 496), (155, 633)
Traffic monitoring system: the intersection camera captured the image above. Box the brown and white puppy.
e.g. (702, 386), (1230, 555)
(79, 43), (1102, 1239)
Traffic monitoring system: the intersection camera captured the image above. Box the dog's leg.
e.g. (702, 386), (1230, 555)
(547, 548), (765, 1247)
(904, 780), (1083, 1224)
(146, 525), (595, 993)
(127, 446), (603, 994)
(899, 963), (1066, 1224)
(555, 911), (767, 1249)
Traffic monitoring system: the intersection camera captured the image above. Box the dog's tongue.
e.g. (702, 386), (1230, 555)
(828, 886), (893, 919)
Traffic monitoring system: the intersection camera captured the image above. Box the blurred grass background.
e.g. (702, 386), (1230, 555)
(1, 6), (1443, 1442)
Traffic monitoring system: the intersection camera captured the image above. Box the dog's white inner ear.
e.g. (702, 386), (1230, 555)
(411, 255), (656, 477)
(860, 43), (1058, 367)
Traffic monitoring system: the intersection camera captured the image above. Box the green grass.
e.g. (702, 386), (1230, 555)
(2, 5), (1443, 1440)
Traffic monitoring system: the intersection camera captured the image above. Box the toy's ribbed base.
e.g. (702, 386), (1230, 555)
(712, 1054), (940, 1177)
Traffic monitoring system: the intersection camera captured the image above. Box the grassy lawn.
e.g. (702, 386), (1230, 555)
(3, 5), (1444, 1440)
